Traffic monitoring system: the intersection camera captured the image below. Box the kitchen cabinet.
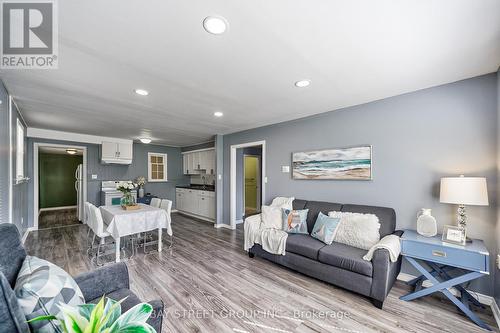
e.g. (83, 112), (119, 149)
(182, 148), (215, 175)
(101, 141), (133, 164)
(175, 188), (215, 221)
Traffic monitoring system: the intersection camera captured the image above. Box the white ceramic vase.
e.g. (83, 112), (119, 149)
(417, 208), (437, 237)
(138, 187), (145, 198)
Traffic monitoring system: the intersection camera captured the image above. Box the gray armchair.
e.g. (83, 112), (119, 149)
(0, 223), (164, 332)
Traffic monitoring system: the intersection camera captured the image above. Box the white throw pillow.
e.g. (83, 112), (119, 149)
(270, 197), (295, 210)
(261, 205), (283, 229)
(328, 211), (381, 250)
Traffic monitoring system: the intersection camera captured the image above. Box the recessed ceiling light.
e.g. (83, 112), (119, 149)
(66, 149), (77, 155)
(134, 89), (149, 96)
(295, 80), (311, 88)
(140, 138), (152, 144)
(203, 16), (228, 35)
(214, 111), (224, 117)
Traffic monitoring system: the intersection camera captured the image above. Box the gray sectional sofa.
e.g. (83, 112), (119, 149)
(248, 199), (402, 309)
(0, 223), (163, 333)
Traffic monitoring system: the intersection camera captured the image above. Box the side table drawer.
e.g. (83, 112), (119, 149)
(401, 239), (488, 273)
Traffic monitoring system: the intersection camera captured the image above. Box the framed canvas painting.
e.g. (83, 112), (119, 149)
(292, 145), (372, 180)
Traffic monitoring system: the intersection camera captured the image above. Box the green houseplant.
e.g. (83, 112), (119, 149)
(30, 296), (157, 333)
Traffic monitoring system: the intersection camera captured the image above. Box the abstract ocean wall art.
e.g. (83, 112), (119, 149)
(292, 145), (372, 180)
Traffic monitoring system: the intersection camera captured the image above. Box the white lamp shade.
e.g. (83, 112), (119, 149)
(440, 176), (488, 206)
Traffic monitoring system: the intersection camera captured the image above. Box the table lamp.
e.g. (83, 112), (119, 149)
(440, 175), (488, 241)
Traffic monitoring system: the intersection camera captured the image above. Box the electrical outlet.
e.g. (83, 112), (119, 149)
(281, 166), (290, 173)
(497, 254), (500, 270)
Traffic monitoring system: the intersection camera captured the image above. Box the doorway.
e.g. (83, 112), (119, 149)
(243, 154), (261, 218)
(230, 140), (266, 228)
(34, 143), (87, 230)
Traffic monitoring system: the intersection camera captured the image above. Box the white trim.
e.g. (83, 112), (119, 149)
(230, 140), (266, 229)
(147, 152), (168, 182)
(39, 205), (77, 212)
(8, 96), (13, 225)
(27, 128), (132, 145)
(214, 223), (236, 230)
(491, 299), (500, 329)
(235, 219), (243, 225)
(177, 210), (215, 223)
(21, 227), (35, 244)
(34, 143), (87, 230)
(181, 147), (215, 154)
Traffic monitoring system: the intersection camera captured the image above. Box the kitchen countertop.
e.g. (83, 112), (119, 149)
(176, 185), (215, 192)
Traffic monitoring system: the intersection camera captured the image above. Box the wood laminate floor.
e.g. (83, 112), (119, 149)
(38, 208), (80, 229)
(25, 214), (498, 333)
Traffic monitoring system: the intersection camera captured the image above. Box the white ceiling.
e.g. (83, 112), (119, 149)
(1, 0), (499, 146)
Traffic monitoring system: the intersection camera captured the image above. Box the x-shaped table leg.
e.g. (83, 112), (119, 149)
(400, 257), (490, 330)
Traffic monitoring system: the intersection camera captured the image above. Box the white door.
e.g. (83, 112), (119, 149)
(118, 143), (133, 160)
(102, 142), (117, 159)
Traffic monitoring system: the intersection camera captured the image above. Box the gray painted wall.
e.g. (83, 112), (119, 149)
(0, 83), (10, 225)
(496, 68), (500, 307)
(223, 73), (498, 296)
(26, 138), (188, 228)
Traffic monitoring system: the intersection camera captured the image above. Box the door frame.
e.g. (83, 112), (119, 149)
(230, 140), (265, 229)
(33, 143), (87, 230)
(242, 154), (261, 217)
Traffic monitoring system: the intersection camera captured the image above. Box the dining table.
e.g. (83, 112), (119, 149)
(100, 203), (172, 262)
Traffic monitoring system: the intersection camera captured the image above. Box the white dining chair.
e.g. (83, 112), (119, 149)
(87, 203), (113, 266)
(84, 202), (94, 249)
(160, 199), (173, 249)
(150, 197), (161, 208)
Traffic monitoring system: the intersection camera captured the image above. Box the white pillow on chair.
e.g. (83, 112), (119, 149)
(328, 211), (381, 250)
(270, 197), (295, 210)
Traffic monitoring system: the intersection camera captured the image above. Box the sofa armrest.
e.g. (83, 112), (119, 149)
(74, 263), (130, 302)
(146, 299), (164, 333)
(392, 230), (404, 237)
(369, 248), (402, 303)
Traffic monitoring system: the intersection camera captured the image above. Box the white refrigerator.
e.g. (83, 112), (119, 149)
(75, 164), (84, 222)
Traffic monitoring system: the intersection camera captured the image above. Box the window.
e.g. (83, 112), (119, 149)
(16, 119), (24, 181)
(148, 153), (167, 182)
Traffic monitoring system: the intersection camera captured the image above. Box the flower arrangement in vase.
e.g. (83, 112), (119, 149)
(116, 181), (137, 207)
(135, 176), (146, 198)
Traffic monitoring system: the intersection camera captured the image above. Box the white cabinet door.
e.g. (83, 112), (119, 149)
(185, 190), (199, 214)
(186, 153), (193, 174)
(183, 154), (188, 174)
(102, 142), (117, 159)
(207, 150), (215, 174)
(192, 152), (201, 171)
(118, 143), (133, 160)
(206, 195), (215, 219)
(176, 190), (184, 211)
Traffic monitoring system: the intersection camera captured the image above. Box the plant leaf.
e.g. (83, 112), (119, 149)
(58, 303), (89, 333)
(85, 296), (105, 333)
(108, 303), (153, 332)
(27, 315), (57, 323)
(78, 304), (96, 321)
(99, 298), (125, 331)
(116, 323), (156, 333)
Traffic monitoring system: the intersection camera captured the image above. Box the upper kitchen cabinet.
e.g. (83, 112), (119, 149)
(101, 141), (133, 164)
(182, 148), (215, 175)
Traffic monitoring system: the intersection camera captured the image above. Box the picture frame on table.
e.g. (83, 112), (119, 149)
(442, 225), (466, 246)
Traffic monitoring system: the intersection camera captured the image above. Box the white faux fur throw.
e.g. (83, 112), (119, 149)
(363, 235), (401, 262)
(243, 213), (288, 256)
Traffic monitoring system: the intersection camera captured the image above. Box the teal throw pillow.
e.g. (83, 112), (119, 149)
(282, 209), (309, 234)
(311, 212), (341, 245)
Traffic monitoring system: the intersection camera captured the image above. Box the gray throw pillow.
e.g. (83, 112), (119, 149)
(14, 256), (85, 333)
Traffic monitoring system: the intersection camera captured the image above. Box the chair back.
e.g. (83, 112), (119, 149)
(87, 204), (106, 237)
(84, 202), (92, 225)
(150, 198), (161, 208)
(160, 199), (172, 216)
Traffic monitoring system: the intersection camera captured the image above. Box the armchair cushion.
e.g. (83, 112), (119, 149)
(74, 262), (129, 302)
(0, 224), (27, 287)
(0, 273), (30, 333)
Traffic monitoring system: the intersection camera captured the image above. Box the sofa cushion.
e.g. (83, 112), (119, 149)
(0, 224), (27, 287)
(0, 272), (30, 333)
(303, 201), (342, 233)
(292, 199), (307, 210)
(318, 242), (373, 277)
(341, 204), (396, 238)
(286, 234), (326, 260)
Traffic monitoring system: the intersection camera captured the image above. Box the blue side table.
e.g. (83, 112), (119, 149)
(400, 229), (490, 330)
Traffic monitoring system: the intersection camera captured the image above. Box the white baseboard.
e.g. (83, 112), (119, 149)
(171, 209), (178, 213)
(39, 205), (77, 213)
(214, 223), (236, 230)
(397, 272), (499, 329)
(21, 227), (36, 244)
(235, 219), (243, 225)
